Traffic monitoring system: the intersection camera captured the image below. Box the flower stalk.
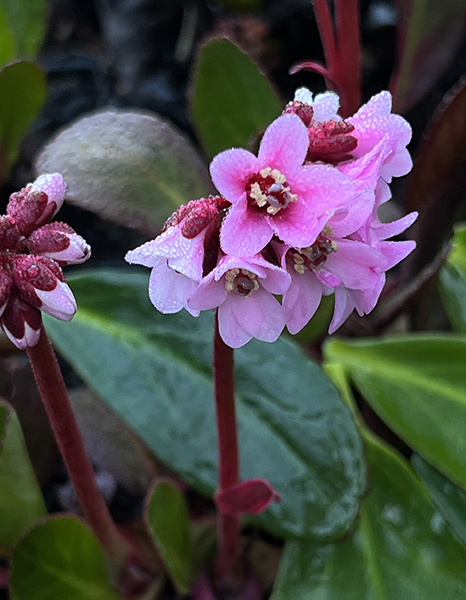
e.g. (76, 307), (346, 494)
(27, 326), (130, 565)
(213, 312), (241, 580)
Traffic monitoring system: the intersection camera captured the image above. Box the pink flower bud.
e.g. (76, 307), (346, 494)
(12, 255), (77, 321)
(214, 479), (281, 515)
(28, 222), (91, 265)
(0, 215), (21, 251)
(7, 174), (67, 237)
(1, 293), (42, 349)
(0, 268), (13, 317)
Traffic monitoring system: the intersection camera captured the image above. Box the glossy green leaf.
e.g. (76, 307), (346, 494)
(413, 454), (466, 546)
(190, 38), (281, 159)
(272, 433), (466, 600)
(0, 0), (47, 65)
(10, 516), (120, 600)
(0, 400), (46, 556)
(145, 481), (193, 593)
(392, 0), (466, 112)
(35, 110), (213, 236)
(439, 223), (466, 332)
(0, 61), (46, 180)
(325, 335), (466, 490)
(44, 270), (365, 541)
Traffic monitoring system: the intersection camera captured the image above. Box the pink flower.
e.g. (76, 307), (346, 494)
(0, 174), (90, 348)
(211, 113), (368, 257)
(285, 88), (412, 191)
(188, 254), (291, 348)
(125, 197), (229, 317)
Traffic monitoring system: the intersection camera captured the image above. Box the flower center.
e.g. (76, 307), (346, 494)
(225, 268), (260, 296)
(291, 228), (337, 274)
(245, 168), (298, 216)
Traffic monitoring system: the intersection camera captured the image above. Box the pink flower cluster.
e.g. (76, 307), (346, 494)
(0, 174), (91, 348)
(126, 89), (417, 348)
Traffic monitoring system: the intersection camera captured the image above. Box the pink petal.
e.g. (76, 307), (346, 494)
(220, 202), (273, 256)
(148, 260), (199, 315)
(35, 280), (77, 321)
(259, 264), (291, 295)
(379, 240), (416, 270)
(215, 479), (280, 515)
(218, 297), (252, 348)
(380, 147), (413, 181)
(373, 211), (418, 241)
(258, 114), (309, 178)
(312, 91), (341, 121)
(350, 278), (385, 315)
(324, 239), (385, 290)
(210, 149), (258, 202)
(230, 288), (285, 343)
(188, 274), (228, 311)
(30, 173), (67, 209)
(329, 187), (374, 238)
(270, 200), (319, 248)
(284, 270), (323, 334)
(329, 287), (355, 333)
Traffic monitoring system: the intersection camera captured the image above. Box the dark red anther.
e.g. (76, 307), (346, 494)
(306, 120), (358, 163)
(0, 216), (21, 251)
(7, 189), (56, 237)
(283, 100), (315, 127)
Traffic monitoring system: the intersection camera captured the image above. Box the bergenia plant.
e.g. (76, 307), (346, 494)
(6, 1), (466, 600)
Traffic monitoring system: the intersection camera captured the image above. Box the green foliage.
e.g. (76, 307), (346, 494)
(145, 481), (193, 593)
(439, 223), (466, 332)
(9, 517), (120, 600)
(0, 400), (46, 556)
(0, 0), (47, 66)
(44, 270), (366, 541)
(272, 366), (466, 600)
(325, 335), (466, 490)
(191, 38), (282, 159)
(0, 61), (46, 180)
(35, 110), (213, 237)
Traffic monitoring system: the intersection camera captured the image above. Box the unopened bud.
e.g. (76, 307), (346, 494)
(7, 174), (67, 237)
(28, 222), (91, 265)
(0, 268), (13, 317)
(0, 216), (21, 251)
(12, 255), (77, 321)
(0, 293), (42, 349)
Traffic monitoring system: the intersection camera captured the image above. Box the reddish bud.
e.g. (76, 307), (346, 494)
(0, 268), (13, 316)
(214, 478), (280, 516)
(7, 189), (55, 237)
(1, 293), (42, 349)
(12, 255), (76, 321)
(283, 100), (314, 127)
(161, 196), (230, 239)
(306, 120), (358, 163)
(0, 215), (21, 251)
(28, 222), (91, 265)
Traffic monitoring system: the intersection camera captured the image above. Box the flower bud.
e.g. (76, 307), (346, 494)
(0, 293), (42, 349)
(7, 174), (67, 237)
(12, 255), (77, 321)
(28, 222), (91, 265)
(0, 268), (13, 317)
(0, 216), (21, 251)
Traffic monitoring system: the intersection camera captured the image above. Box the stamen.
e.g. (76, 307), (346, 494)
(246, 168), (297, 215)
(291, 230), (338, 274)
(225, 269), (260, 296)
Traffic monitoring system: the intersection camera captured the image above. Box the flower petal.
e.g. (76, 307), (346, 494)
(258, 114), (309, 179)
(218, 296), (252, 348)
(283, 270), (323, 334)
(220, 202), (273, 256)
(312, 91), (341, 121)
(210, 148), (258, 202)
(148, 259), (199, 315)
(230, 288), (285, 343)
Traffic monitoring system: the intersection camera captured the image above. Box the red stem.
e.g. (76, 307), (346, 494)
(311, 0), (337, 73)
(213, 313), (241, 579)
(334, 0), (361, 116)
(27, 326), (129, 565)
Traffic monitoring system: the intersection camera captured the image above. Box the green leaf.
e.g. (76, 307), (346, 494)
(35, 110), (213, 237)
(0, 399), (46, 556)
(272, 433), (466, 600)
(325, 335), (466, 490)
(0, 0), (47, 65)
(44, 270), (365, 541)
(190, 38), (282, 159)
(0, 61), (46, 180)
(10, 516), (120, 600)
(145, 481), (193, 593)
(439, 223), (466, 332)
(413, 454), (466, 547)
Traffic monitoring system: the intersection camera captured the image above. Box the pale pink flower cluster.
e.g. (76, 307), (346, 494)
(0, 174), (91, 348)
(126, 89), (417, 348)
